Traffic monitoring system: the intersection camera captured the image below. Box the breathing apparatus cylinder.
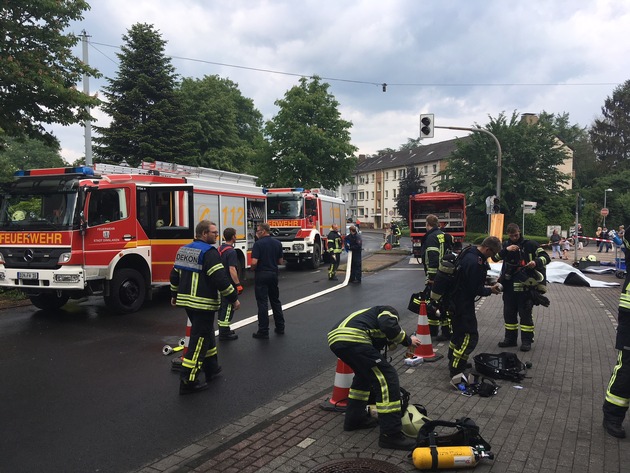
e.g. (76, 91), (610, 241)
(412, 445), (492, 470)
(430, 260), (456, 302)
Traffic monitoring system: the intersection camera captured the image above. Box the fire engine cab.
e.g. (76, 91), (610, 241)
(0, 162), (266, 313)
(265, 187), (345, 268)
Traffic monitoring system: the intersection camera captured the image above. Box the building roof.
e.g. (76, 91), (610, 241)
(355, 137), (470, 173)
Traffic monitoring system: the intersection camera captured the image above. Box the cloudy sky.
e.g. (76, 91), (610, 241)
(53, 0), (630, 163)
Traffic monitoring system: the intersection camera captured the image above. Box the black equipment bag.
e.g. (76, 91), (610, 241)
(474, 352), (528, 382)
(407, 291), (424, 313)
(416, 417), (491, 451)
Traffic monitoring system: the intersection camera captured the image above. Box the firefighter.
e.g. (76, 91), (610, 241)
(170, 220), (240, 395)
(217, 227), (243, 341)
(345, 225), (362, 283)
(390, 222), (402, 247)
(448, 237), (503, 377)
(422, 214), (453, 341)
(603, 228), (630, 438)
(328, 306), (421, 450)
(492, 223), (550, 352)
(326, 224), (343, 281)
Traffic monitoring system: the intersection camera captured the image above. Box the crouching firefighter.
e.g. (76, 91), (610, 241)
(170, 220), (240, 395)
(603, 228), (630, 438)
(327, 306), (421, 450)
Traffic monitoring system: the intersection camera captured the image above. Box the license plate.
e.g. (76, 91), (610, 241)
(18, 272), (38, 280)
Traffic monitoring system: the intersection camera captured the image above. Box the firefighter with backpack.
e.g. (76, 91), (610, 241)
(217, 227), (244, 341)
(422, 215), (454, 341)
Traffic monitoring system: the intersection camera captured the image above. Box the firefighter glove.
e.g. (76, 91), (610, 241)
(236, 285), (244, 295)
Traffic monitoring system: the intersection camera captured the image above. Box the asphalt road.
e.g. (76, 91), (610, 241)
(0, 232), (414, 473)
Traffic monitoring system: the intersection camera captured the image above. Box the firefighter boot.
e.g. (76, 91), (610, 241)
(379, 431), (416, 450)
(344, 399), (379, 431)
(520, 333), (533, 352)
(219, 328), (238, 341)
(429, 325), (439, 338)
(498, 330), (518, 348)
(603, 403), (627, 438)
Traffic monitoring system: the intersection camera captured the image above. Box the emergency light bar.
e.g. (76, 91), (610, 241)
(14, 166), (95, 177)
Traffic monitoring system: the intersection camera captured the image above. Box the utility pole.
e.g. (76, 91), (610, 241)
(81, 30), (93, 166)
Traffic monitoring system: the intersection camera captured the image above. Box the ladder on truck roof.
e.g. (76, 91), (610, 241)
(93, 161), (264, 196)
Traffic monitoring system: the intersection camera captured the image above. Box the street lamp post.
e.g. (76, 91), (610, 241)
(604, 188), (613, 227)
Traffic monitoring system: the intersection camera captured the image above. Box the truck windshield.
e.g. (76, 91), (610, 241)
(0, 178), (80, 230)
(267, 195), (303, 219)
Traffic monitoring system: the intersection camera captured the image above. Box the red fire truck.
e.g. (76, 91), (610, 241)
(265, 188), (345, 268)
(409, 192), (466, 258)
(0, 162), (266, 313)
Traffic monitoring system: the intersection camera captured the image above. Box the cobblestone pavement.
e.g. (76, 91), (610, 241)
(138, 242), (628, 473)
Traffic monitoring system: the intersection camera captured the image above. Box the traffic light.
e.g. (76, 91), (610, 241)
(420, 113), (434, 138)
(578, 196), (586, 213)
(492, 197), (500, 214)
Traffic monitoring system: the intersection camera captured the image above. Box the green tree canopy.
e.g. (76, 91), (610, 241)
(0, 1), (100, 147)
(0, 137), (65, 182)
(93, 23), (194, 167)
(258, 76), (357, 188)
(395, 166), (425, 226)
(177, 75), (265, 173)
(590, 80), (630, 170)
(438, 111), (570, 231)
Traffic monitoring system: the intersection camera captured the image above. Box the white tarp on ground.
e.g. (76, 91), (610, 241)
(488, 261), (620, 288)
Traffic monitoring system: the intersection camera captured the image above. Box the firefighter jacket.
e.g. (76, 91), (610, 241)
(451, 246), (492, 302)
(423, 227), (447, 282)
(345, 231), (362, 252)
(327, 306), (412, 351)
(492, 236), (550, 293)
(327, 230), (343, 254)
(170, 239), (237, 311)
(619, 233), (630, 317)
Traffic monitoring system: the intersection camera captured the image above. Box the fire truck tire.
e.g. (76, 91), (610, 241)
(104, 268), (146, 313)
(309, 244), (321, 269)
(29, 292), (70, 310)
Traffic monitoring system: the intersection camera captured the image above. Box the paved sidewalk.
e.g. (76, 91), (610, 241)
(139, 249), (628, 473)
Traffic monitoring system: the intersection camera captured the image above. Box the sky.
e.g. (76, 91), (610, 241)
(52, 0), (630, 163)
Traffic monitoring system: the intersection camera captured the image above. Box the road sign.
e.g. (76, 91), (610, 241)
(523, 201), (537, 214)
(601, 208), (609, 217)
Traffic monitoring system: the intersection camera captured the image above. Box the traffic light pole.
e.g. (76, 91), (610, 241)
(435, 126), (502, 198)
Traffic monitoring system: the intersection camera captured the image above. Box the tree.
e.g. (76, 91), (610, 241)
(177, 75), (265, 173)
(0, 1), (100, 148)
(258, 76), (357, 188)
(398, 137), (422, 151)
(395, 166), (425, 226)
(93, 23), (194, 167)
(0, 137), (65, 182)
(590, 80), (630, 170)
(438, 111), (570, 231)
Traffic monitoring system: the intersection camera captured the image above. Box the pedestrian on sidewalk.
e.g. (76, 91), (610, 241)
(493, 223), (550, 352)
(217, 227), (243, 341)
(327, 305), (421, 450)
(448, 237), (503, 377)
(326, 224), (343, 281)
(170, 220), (240, 395)
(251, 223), (285, 339)
(561, 237), (572, 260)
(603, 228), (630, 438)
(599, 227), (612, 253)
(596, 226), (603, 251)
(345, 225), (362, 283)
(549, 228), (562, 259)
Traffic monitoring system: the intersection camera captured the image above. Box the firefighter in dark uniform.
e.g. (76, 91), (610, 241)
(423, 214), (453, 341)
(492, 223), (550, 352)
(170, 220), (240, 395)
(345, 225), (362, 283)
(217, 227), (243, 341)
(326, 224), (343, 281)
(328, 306), (420, 450)
(603, 228), (630, 438)
(448, 237), (502, 377)
(390, 223), (402, 247)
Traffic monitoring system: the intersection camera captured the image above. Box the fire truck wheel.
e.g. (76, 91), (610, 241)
(104, 268), (146, 314)
(29, 292), (70, 311)
(309, 243), (321, 270)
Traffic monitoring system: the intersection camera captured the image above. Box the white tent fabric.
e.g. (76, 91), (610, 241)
(488, 261), (619, 288)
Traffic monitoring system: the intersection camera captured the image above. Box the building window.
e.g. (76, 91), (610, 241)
(424, 165), (428, 174)
(400, 168), (406, 179)
(433, 164), (437, 173)
(371, 192), (375, 199)
(393, 189), (397, 198)
(358, 191), (365, 200)
(377, 182), (381, 191)
(385, 171), (389, 180)
(393, 170), (397, 180)
(385, 190), (388, 198)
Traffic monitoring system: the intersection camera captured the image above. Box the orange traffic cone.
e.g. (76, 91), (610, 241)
(171, 316), (192, 372)
(413, 300), (444, 362)
(321, 358), (354, 411)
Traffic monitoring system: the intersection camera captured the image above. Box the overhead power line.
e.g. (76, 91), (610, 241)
(88, 40), (621, 89)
